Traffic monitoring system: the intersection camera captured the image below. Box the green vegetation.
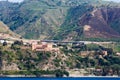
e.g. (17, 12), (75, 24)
(0, 69), (69, 77)
(79, 38), (120, 42)
(54, 4), (93, 40)
(0, 0), (68, 39)
(86, 44), (100, 51)
(59, 42), (120, 76)
(0, 42), (71, 77)
(0, 42), (51, 71)
(55, 69), (69, 77)
(1, 0), (120, 40)
(110, 19), (120, 34)
(0, 0), (120, 76)
(101, 42), (120, 52)
(0, 39), (120, 76)
(0, 21), (18, 37)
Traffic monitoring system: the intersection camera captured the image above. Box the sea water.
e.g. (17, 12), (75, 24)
(0, 77), (120, 80)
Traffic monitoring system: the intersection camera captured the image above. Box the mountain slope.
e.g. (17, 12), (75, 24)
(80, 7), (120, 38)
(54, 5), (120, 40)
(0, 0), (69, 39)
(0, 21), (18, 38)
(0, 0), (120, 40)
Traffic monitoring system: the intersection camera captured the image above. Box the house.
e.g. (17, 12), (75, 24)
(116, 53), (120, 56)
(79, 51), (95, 57)
(32, 42), (59, 52)
(101, 51), (108, 56)
(0, 39), (5, 44)
(32, 42), (47, 51)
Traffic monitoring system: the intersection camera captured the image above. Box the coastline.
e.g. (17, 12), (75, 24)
(0, 75), (119, 78)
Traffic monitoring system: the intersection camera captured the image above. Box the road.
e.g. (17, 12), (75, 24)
(41, 40), (115, 44)
(2, 35), (115, 45)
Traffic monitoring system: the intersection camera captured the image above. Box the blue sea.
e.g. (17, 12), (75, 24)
(0, 77), (120, 80)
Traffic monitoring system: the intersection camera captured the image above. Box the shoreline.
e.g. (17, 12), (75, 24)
(0, 75), (119, 78)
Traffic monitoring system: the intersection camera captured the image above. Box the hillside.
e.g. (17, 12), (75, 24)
(0, 0), (120, 40)
(0, 39), (120, 76)
(0, 0), (70, 39)
(80, 7), (120, 38)
(54, 5), (120, 40)
(0, 21), (19, 38)
(0, 0), (120, 77)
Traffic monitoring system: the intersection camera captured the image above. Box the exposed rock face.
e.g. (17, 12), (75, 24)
(80, 8), (120, 38)
(0, 0), (120, 39)
(54, 5), (120, 40)
(1, 61), (19, 71)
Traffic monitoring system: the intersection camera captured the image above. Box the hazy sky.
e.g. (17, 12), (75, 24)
(9, 0), (24, 3)
(0, 0), (120, 3)
(104, 0), (120, 2)
(0, 0), (24, 3)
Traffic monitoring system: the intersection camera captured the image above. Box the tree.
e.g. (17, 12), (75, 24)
(102, 66), (110, 76)
(63, 70), (69, 77)
(55, 69), (69, 77)
(111, 64), (120, 76)
(98, 58), (105, 66)
(76, 62), (81, 68)
(89, 59), (95, 66)
(13, 40), (23, 45)
(3, 41), (7, 46)
(55, 69), (64, 77)
(55, 72), (63, 77)
(34, 70), (41, 77)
